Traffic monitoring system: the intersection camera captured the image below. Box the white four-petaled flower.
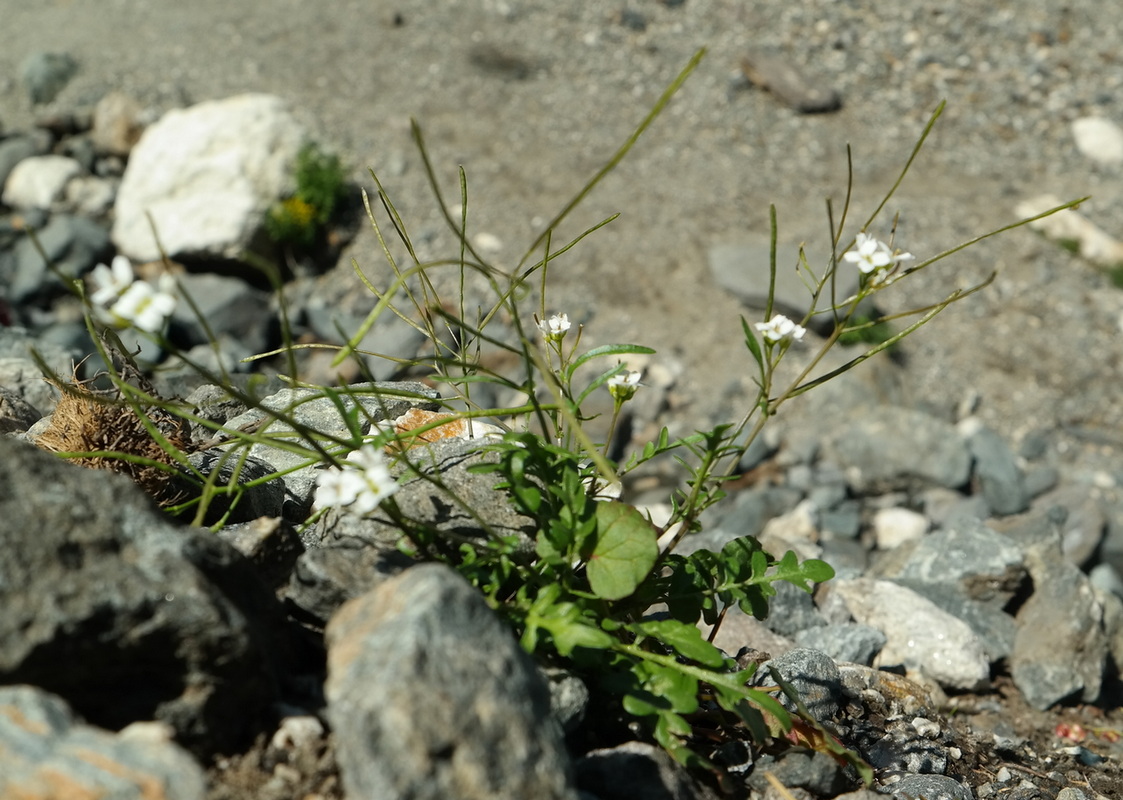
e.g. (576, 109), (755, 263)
(842, 232), (914, 276)
(313, 445), (400, 516)
(537, 312), (571, 342)
(89, 256), (177, 333)
(754, 314), (806, 344)
(607, 369), (642, 402)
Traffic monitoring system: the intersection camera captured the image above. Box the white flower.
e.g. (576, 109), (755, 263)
(607, 369), (642, 402)
(89, 255), (135, 305)
(537, 312), (571, 342)
(103, 273), (177, 333)
(754, 314), (806, 344)
(90, 256), (177, 333)
(313, 445), (400, 515)
(842, 233), (914, 275)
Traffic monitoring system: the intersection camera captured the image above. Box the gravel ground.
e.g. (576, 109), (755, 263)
(5, 2), (1123, 467)
(6, 1), (1123, 797)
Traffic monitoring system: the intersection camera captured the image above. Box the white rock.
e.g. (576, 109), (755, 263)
(1072, 116), (1123, 165)
(112, 93), (305, 262)
(833, 577), (990, 691)
(1015, 194), (1123, 269)
(873, 506), (928, 550)
(64, 175), (117, 215)
(1, 155), (83, 209)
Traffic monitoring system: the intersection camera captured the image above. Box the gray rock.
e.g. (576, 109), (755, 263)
(0, 685), (205, 800)
(221, 380), (439, 517)
(793, 623), (886, 666)
(301, 298), (429, 382)
(214, 515), (304, 592)
(576, 741), (720, 800)
(20, 51), (79, 104)
(832, 578), (990, 691)
(686, 485), (801, 555)
(308, 436), (537, 554)
(0, 327), (75, 413)
(0, 385), (41, 433)
(325, 563), (577, 800)
(542, 667), (589, 735)
(893, 521), (1027, 607)
(92, 90), (146, 156)
(963, 421), (1029, 516)
(895, 580), (1017, 661)
(824, 407), (971, 493)
(764, 579), (827, 636)
(10, 213), (111, 303)
(1031, 486), (1107, 567)
(1072, 116), (1123, 165)
(1010, 526), (1108, 709)
(185, 448), (287, 523)
(285, 535), (414, 625)
(747, 750), (852, 797)
(758, 647), (842, 722)
(170, 271), (274, 355)
(112, 94), (305, 262)
(0, 436), (289, 754)
(1, 154), (84, 209)
(739, 50), (843, 114)
(888, 774), (972, 800)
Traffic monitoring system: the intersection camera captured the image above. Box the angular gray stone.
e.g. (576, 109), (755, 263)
(0, 685), (205, 800)
(793, 623), (886, 666)
(824, 407), (971, 493)
(285, 535), (414, 625)
(1011, 529), (1108, 709)
(0, 436), (289, 754)
(576, 741), (720, 800)
(10, 213), (111, 303)
(893, 521), (1027, 607)
(758, 647), (843, 722)
(0, 131), (52, 189)
(832, 578), (989, 691)
(963, 421), (1029, 516)
(325, 563), (577, 800)
(170, 271), (274, 355)
(889, 774), (972, 800)
(112, 93), (305, 262)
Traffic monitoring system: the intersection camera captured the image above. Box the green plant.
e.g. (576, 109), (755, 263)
(265, 141), (347, 248)
(47, 46), (1084, 786)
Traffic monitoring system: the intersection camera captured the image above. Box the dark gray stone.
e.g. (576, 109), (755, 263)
(20, 51), (79, 104)
(0, 385), (41, 433)
(793, 623), (886, 666)
(285, 535), (414, 625)
(895, 579), (1017, 661)
(214, 515), (304, 592)
(325, 563), (577, 800)
(184, 447), (287, 523)
(0, 685), (205, 799)
(893, 521), (1027, 607)
(10, 213), (112, 303)
(965, 423), (1029, 516)
(824, 407), (971, 493)
(576, 741), (719, 800)
(758, 647), (842, 722)
(1011, 531), (1109, 708)
(765, 580), (827, 636)
(686, 485), (802, 555)
(0, 436), (289, 755)
(170, 272), (274, 355)
(0, 131), (52, 189)
(1031, 486), (1107, 567)
(888, 774), (972, 800)
(856, 715), (948, 774)
(747, 750), (852, 797)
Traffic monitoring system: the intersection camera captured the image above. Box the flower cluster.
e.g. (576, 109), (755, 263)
(755, 314), (806, 344)
(842, 232), (913, 285)
(537, 312), (571, 343)
(313, 444), (400, 515)
(89, 256), (177, 333)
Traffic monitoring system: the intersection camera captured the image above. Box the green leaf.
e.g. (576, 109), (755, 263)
(636, 661), (699, 715)
(550, 618), (615, 656)
(566, 343), (656, 382)
(632, 619), (726, 668)
(773, 551), (835, 592)
(586, 501), (659, 600)
(741, 315), (766, 382)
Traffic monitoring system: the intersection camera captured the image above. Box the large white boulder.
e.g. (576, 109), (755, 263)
(112, 94), (304, 262)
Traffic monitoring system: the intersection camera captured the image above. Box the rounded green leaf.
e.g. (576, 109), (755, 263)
(586, 501), (659, 600)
